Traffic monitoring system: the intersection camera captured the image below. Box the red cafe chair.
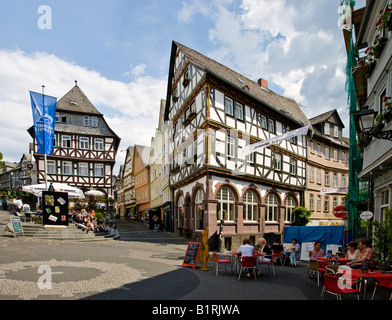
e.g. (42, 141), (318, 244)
(212, 252), (231, 276)
(371, 275), (392, 300)
(238, 256), (257, 280)
(321, 274), (361, 300)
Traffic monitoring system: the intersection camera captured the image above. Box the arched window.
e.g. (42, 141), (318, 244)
(285, 195), (296, 222)
(194, 189), (204, 230)
(178, 195), (184, 228)
(243, 190), (258, 222)
(265, 193), (279, 222)
(216, 187), (235, 222)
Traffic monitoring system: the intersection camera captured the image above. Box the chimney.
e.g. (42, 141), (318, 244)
(257, 78), (268, 89)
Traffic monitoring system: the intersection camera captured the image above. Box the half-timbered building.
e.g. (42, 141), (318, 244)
(164, 41), (310, 249)
(28, 83), (120, 198)
(133, 145), (151, 223)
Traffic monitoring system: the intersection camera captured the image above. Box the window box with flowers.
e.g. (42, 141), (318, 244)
(358, 57), (376, 78)
(369, 35), (388, 59)
(377, 5), (392, 31)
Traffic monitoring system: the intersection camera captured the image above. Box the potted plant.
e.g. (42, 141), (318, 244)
(371, 209), (392, 269)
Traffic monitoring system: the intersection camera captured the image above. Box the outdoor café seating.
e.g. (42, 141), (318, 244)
(212, 252), (231, 276)
(307, 259), (324, 287)
(371, 274), (392, 300)
(258, 254), (276, 276)
(238, 256), (257, 280)
(321, 273), (361, 300)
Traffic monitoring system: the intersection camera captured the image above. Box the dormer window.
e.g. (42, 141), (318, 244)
(92, 116), (98, 127)
(324, 123), (330, 135)
(84, 116), (90, 126)
(334, 125), (339, 138)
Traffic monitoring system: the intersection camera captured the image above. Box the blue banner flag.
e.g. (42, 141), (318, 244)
(29, 91), (57, 155)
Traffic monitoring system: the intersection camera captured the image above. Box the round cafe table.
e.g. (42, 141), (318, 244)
(316, 257), (352, 268)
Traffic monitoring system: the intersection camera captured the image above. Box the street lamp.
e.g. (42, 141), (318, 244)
(358, 107), (392, 140)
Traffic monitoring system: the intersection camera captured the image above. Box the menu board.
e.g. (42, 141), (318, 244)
(42, 191), (69, 226)
(182, 242), (202, 269)
(9, 217), (24, 237)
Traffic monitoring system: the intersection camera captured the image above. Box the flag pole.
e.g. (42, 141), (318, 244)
(42, 85), (48, 191)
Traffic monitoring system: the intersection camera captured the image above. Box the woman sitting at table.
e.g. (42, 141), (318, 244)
(309, 241), (324, 259)
(345, 241), (360, 260)
(257, 238), (272, 262)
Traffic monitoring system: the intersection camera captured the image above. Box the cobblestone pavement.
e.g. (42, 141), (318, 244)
(0, 210), (387, 306)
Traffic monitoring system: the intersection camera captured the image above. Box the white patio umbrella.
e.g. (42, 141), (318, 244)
(22, 183), (85, 199)
(84, 190), (105, 197)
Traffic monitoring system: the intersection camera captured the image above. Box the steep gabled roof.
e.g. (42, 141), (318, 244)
(309, 109), (345, 128)
(165, 41), (310, 127)
(56, 83), (102, 116)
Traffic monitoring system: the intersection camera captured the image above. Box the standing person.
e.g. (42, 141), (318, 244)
(309, 241), (324, 259)
(1, 194), (8, 211)
(289, 238), (300, 267)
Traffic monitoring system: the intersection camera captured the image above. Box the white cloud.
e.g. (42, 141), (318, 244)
(0, 49), (166, 173)
(205, 0), (351, 134)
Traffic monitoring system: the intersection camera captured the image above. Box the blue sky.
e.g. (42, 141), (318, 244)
(0, 0), (366, 174)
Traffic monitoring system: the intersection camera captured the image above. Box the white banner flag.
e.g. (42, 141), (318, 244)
(320, 187), (349, 194)
(242, 125), (309, 157)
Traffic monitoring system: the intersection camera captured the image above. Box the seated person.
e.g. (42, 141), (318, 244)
(73, 213), (89, 232)
(309, 241), (324, 259)
(346, 241), (360, 260)
(237, 238), (255, 277)
(237, 238), (255, 258)
(257, 238), (272, 262)
(346, 238), (375, 269)
(271, 236), (284, 252)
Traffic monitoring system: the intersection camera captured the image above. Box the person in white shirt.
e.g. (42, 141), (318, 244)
(13, 197), (23, 215)
(237, 238), (255, 277)
(237, 238), (255, 258)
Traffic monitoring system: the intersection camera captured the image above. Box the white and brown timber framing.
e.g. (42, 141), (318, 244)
(163, 41), (311, 244)
(27, 84), (120, 197)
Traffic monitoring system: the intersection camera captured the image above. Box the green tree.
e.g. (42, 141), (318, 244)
(0, 152), (3, 170)
(292, 206), (312, 226)
(371, 209), (392, 267)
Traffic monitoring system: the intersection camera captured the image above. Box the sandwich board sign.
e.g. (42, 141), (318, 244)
(5, 217), (25, 237)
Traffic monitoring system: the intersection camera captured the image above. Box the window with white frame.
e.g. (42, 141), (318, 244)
(325, 145), (329, 159)
(274, 153), (282, 171)
(333, 173), (338, 187)
(325, 123), (330, 135)
(317, 168), (321, 184)
(94, 138), (104, 151)
(265, 193), (279, 222)
(235, 102), (244, 121)
(324, 196), (330, 212)
(325, 171), (330, 185)
(342, 150), (347, 162)
(224, 96), (234, 116)
(227, 136), (236, 158)
(317, 143), (322, 155)
(61, 135), (72, 148)
(94, 163), (104, 177)
(309, 194), (314, 211)
(310, 140), (314, 153)
(380, 189), (389, 221)
(334, 125), (339, 138)
(317, 195), (321, 211)
(216, 187), (235, 222)
(62, 161), (72, 175)
(92, 116), (98, 127)
(285, 195), (296, 222)
(290, 159), (297, 175)
(79, 137), (89, 150)
(79, 162), (88, 176)
(47, 160), (56, 174)
(243, 190), (258, 222)
(334, 148), (338, 161)
(84, 116), (90, 126)
(309, 165), (314, 182)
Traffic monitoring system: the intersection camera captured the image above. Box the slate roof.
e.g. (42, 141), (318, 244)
(165, 41), (310, 127)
